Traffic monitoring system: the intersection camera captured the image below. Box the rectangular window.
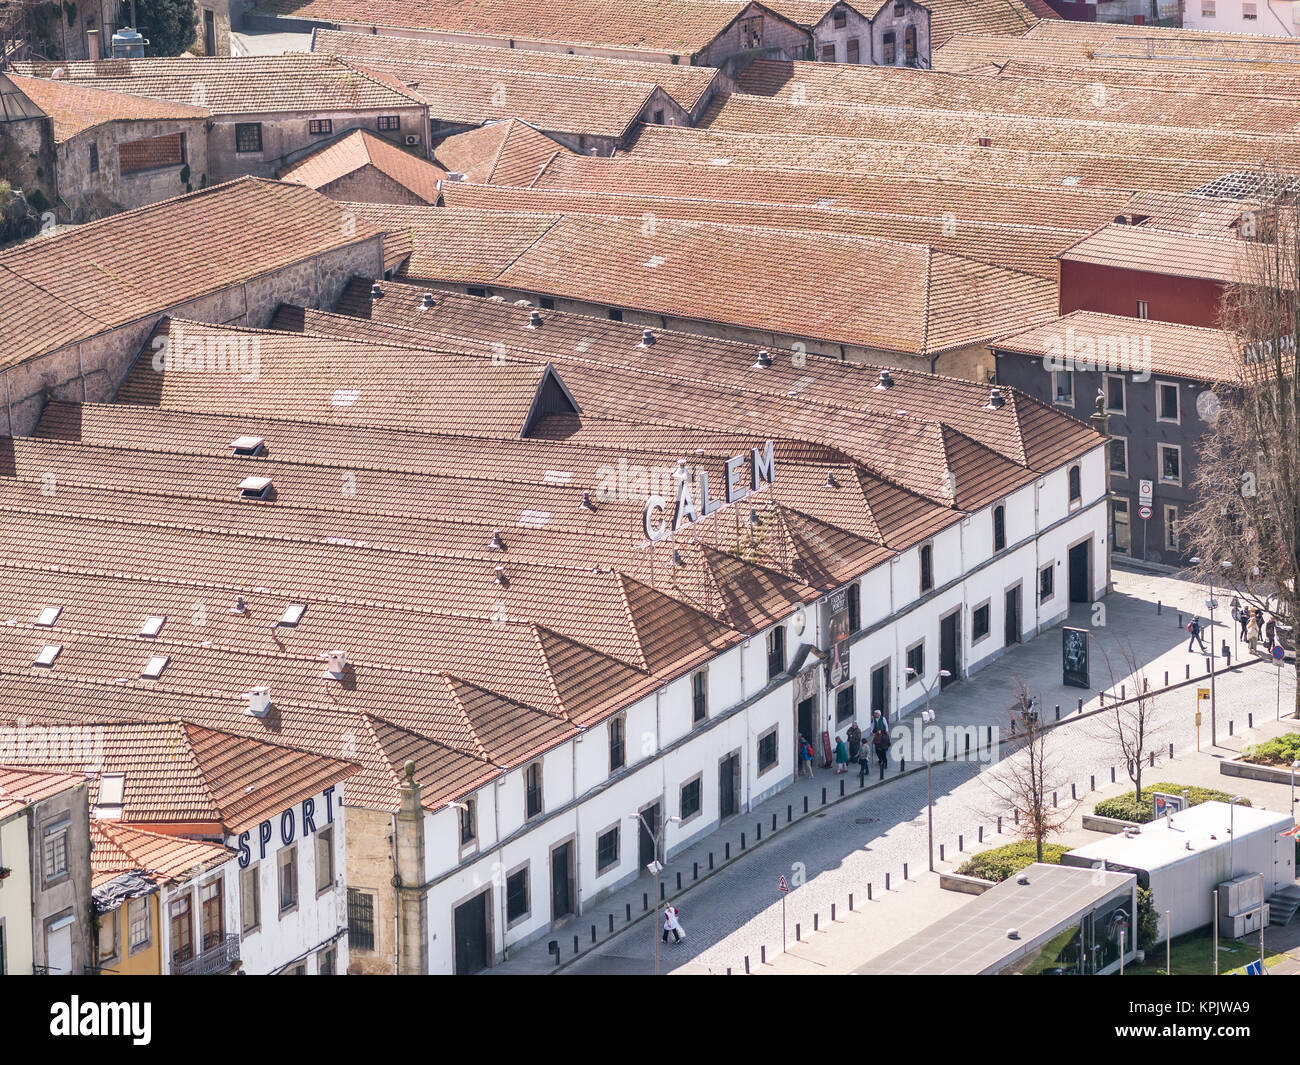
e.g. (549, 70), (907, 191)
(200, 878), (223, 951)
(43, 820), (69, 881)
(1112, 498), (1131, 555)
(1202, 0), (1215, 13)
(767, 626), (786, 680)
(1053, 370), (1074, 406)
(847, 583), (861, 631)
(993, 505), (1006, 551)
(309, 118), (332, 135)
(905, 642), (924, 683)
(757, 726), (778, 774)
(846, 38), (859, 63)
(680, 776), (702, 821)
(89, 142), (99, 174)
(1158, 443), (1182, 484)
(347, 889), (375, 951)
(98, 909), (118, 962)
(905, 25), (916, 63)
(1039, 563), (1055, 603)
(739, 14), (763, 48)
(316, 827), (335, 894)
(1104, 374), (1126, 414)
(170, 895), (193, 966)
(835, 683), (855, 724)
(870, 662), (889, 715)
(883, 31), (896, 64)
(972, 603), (990, 642)
(128, 897), (150, 952)
(653, 109), (664, 124)
(608, 307), (623, 322)
(539, 296), (555, 310)
(1109, 437), (1128, 476)
(895, 0), (906, 12)
(1136, 299), (1149, 320)
(240, 864), (261, 933)
(596, 826), (620, 873)
(1243, 1), (1256, 17)
(833, 10), (848, 26)
(234, 123), (263, 154)
(920, 543), (934, 592)
(821, 43), (836, 61)
(318, 946), (336, 975)
(505, 867), (529, 924)
(459, 800), (477, 846)
(377, 115), (401, 131)
(278, 846), (298, 914)
(691, 668), (708, 723)
(609, 715), (626, 773)
(1164, 506), (1180, 550)
(1157, 382), (1180, 422)
(525, 762), (543, 819)
(119, 132), (184, 173)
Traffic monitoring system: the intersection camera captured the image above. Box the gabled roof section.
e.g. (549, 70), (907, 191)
(90, 821), (232, 889)
(278, 129), (445, 203)
(9, 73), (209, 141)
(0, 765), (84, 819)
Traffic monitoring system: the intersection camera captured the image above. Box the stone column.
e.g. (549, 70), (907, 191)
(395, 760), (427, 974)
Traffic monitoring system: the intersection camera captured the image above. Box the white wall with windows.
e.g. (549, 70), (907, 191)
(1184, 0), (1298, 34)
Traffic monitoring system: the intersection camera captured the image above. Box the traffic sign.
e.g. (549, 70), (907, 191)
(1274, 645), (1286, 662)
(1197, 687), (1210, 700)
(778, 876), (789, 894)
(1139, 480), (1154, 506)
(1138, 505), (1152, 520)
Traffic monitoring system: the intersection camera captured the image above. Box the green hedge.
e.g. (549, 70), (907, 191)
(1094, 782), (1246, 824)
(955, 841), (1069, 883)
(1241, 734), (1300, 767)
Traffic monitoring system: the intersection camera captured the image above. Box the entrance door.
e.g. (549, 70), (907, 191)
(551, 841), (574, 921)
(1069, 541), (1091, 604)
(796, 697), (815, 759)
(939, 612), (959, 688)
(870, 663), (888, 717)
(203, 9), (216, 55)
(1004, 586), (1021, 646)
(46, 919), (73, 975)
(1112, 500), (1131, 556)
(719, 753), (740, 821)
(638, 802), (660, 872)
(453, 891), (489, 974)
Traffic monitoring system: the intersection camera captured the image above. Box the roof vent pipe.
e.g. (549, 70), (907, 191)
(370, 282), (384, 301)
(527, 309), (543, 329)
(876, 369), (894, 390)
(489, 529), (506, 551)
(752, 348), (772, 369)
(579, 491), (597, 512)
(419, 291), (436, 310)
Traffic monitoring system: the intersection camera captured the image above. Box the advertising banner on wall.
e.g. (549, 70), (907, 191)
(824, 587), (851, 689)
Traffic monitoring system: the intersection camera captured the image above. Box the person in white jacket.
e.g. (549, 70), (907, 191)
(662, 904), (685, 944)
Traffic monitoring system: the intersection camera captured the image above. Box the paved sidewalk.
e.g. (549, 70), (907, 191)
(490, 566), (1296, 975)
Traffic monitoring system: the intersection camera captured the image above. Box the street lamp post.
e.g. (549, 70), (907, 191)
(1190, 558), (1232, 746)
(629, 812), (681, 975)
(1229, 795), (1246, 880)
(906, 667), (950, 872)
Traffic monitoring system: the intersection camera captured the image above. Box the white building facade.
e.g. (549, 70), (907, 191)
(1183, 0), (1299, 34)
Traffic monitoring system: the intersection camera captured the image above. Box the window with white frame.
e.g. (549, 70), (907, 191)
(1158, 443), (1182, 484)
(1109, 436), (1128, 477)
(1104, 374), (1126, 414)
(608, 714), (626, 773)
(316, 826), (335, 894)
(1157, 381), (1180, 423)
(128, 897), (150, 952)
(596, 825), (620, 873)
(1053, 370), (1074, 406)
(1164, 506), (1180, 551)
(240, 864), (260, 933)
(42, 819), (69, 882)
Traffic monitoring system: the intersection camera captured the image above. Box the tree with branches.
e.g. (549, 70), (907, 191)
(982, 678), (1078, 862)
(1101, 646), (1162, 802)
(1180, 177), (1300, 718)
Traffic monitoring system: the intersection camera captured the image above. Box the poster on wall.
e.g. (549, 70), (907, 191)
(1062, 627), (1089, 689)
(824, 587), (851, 688)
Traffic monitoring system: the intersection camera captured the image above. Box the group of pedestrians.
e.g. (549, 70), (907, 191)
(1187, 602), (1286, 658)
(803, 710), (892, 786)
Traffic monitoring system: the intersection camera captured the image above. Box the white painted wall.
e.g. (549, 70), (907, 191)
(1184, 0), (1298, 34)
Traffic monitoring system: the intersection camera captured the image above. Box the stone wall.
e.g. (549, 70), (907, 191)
(0, 234), (383, 436)
(194, 0), (233, 56)
(320, 166), (430, 206)
(698, 5), (811, 66)
(0, 115), (57, 213)
(344, 805), (397, 975)
(57, 118), (210, 218)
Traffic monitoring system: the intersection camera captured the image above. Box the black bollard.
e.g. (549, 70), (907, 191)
(1110, 766), (1116, 783)
(745, 955), (750, 974)
(832, 903), (837, 921)
(1169, 743), (1174, 758)
(1055, 704), (1061, 720)
(959, 834), (963, 851)
(1091, 774), (1095, 791)
(814, 913), (819, 932)
(591, 925), (596, 943)
(709, 852), (714, 871)
(643, 892), (649, 911)
(904, 863), (908, 880)
(1053, 791), (1058, 807)
(757, 823), (762, 842)
(886, 872), (891, 891)
(796, 923), (802, 942)
(1249, 713), (1253, 728)
(803, 795), (809, 814)
(1071, 783), (1077, 800)
(740, 833), (746, 850)
(1121, 684), (1126, 700)
(626, 903), (632, 922)
(761, 945), (766, 964)
(1158, 600), (1162, 614)
(868, 883), (873, 901)
(725, 842), (731, 860)
(1186, 663), (1191, 679)
(940, 843), (945, 861)
(821, 787), (827, 806)
(997, 816), (1003, 833)
(660, 882), (665, 901)
(840, 779), (845, 798)
(574, 935), (579, 954)
(773, 813), (778, 831)
(1077, 697), (1083, 713)
(849, 893), (854, 911)
(609, 914), (614, 933)
(693, 862), (698, 881)
(979, 826), (984, 843)
(1164, 671), (1169, 686)
(787, 804), (793, 823)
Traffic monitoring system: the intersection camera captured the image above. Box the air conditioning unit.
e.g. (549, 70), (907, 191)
(405, 134), (421, 146)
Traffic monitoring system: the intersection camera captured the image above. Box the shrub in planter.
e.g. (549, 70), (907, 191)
(955, 841), (1070, 883)
(1241, 734), (1300, 767)
(1094, 782), (1245, 825)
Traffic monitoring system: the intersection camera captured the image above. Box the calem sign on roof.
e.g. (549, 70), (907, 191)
(644, 441), (775, 541)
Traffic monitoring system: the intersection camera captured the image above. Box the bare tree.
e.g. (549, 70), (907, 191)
(982, 678), (1077, 862)
(1101, 645), (1162, 802)
(1181, 178), (1300, 717)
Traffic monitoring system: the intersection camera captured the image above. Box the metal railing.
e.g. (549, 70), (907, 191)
(172, 933), (240, 976)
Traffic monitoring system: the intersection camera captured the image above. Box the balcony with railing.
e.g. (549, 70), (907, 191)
(172, 933), (240, 975)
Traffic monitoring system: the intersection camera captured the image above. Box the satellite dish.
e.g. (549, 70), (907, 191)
(1196, 391), (1221, 423)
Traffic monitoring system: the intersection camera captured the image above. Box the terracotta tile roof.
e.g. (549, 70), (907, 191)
(313, 29), (722, 114)
(1026, 18), (1300, 55)
(256, 0), (762, 56)
(0, 765), (84, 819)
(1119, 191), (1260, 237)
(624, 124), (1247, 194)
(11, 54), (425, 114)
(919, 0), (1039, 47)
(345, 202), (1060, 356)
(90, 821), (232, 888)
(983, 56), (1300, 99)
(433, 120), (550, 183)
(8, 74), (208, 141)
(440, 179), (1084, 278)
(278, 129), (445, 203)
(1056, 224), (1255, 284)
(730, 58), (1300, 137)
(0, 178), (382, 370)
(702, 92), (1300, 172)
(0, 719), (356, 833)
(991, 310), (1242, 385)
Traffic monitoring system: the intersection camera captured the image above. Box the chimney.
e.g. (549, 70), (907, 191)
(243, 686), (272, 717)
(396, 760), (427, 973)
(493, 564), (509, 587)
(230, 595), (247, 615)
(752, 348), (772, 369)
(370, 282), (384, 301)
(977, 136), (991, 148)
(986, 386), (1005, 410)
(488, 529), (506, 550)
(527, 309), (543, 329)
(419, 291), (436, 310)
(639, 328), (656, 348)
(876, 369), (894, 390)
(320, 650), (347, 679)
(87, 29), (101, 60)
(579, 491), (597, 512)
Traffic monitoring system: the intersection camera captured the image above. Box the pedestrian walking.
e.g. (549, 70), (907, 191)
(859, 745), (871, 785)
(847, 722), (862, 763)
(798, 734), (815, 778)
(873, 725), (889, 780)
(1266, 614), (1277, 649)
(1187, 616), (1208, 655)
(871, 709), (888, 735)
(1240, 605), (1250, 641)
(662, 904), (684, 944)
(1248, 611), (1261, 654)
(834, 736), (849, 774)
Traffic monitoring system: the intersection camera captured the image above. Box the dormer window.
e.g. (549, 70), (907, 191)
(278, 603), (307, 627)
(238, 475), (273, 501)
(231, 435), (265, 457)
